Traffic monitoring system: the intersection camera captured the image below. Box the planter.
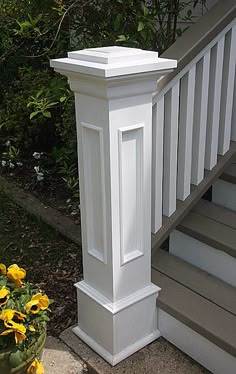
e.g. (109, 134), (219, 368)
(0, 332), (46, 374)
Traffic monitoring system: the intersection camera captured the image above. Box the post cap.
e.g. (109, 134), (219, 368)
(50, 46), (177, 78)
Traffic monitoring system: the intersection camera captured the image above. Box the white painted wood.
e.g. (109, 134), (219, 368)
(52, 46), (177, 79)
(51, 46), (177, 365)
(81, 122), (107, 264)
(177, 66), (196, 200)
(163, 82), (180, 217)
(205, 38), (225, 170)
(74, 282), (160, 365)
(218, 25), (236, 155)
(212, 179), (236, 212)
(153, 19), (236, 105)
(231, 64), (236, 141)
(191, 51), (210, 185)
(118, 124), (144, 265)
(170, 230), (236, 287)
(158, 309), (236, 374)
(151, 98), (164, 233)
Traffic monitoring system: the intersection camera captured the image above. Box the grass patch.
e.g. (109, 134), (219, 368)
(0, 191), (83, 336)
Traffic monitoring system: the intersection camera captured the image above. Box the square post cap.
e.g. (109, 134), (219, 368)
(50, 46), (177, 79)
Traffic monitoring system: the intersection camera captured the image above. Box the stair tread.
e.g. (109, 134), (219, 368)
(193, 199), (236, 230)
(221, 162), (236, 184)
(152, 268), (236, 357)
(178, 207), (236, 258)
(151, 143), (236, 250)
(152, 248), (236, 316)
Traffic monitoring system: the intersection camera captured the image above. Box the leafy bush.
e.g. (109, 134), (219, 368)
(0, 0), (206, 202)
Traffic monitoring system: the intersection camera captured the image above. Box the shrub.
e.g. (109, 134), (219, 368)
(0, 0), (206, 201)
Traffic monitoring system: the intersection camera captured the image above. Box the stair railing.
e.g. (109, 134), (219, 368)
(152, 0), (236, 245)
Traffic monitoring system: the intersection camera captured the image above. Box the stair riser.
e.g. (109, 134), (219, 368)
(158, 309), (236, 374)
(212, 179), (236, 211)
(169, 230), (236, 287)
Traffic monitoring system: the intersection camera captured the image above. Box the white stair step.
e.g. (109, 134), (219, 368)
(212, 161), (236, 211)
(151, 249), (236, 374)
(169, 199), (236, 286)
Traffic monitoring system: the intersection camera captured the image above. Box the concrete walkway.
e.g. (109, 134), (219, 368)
(58, 327), (211, 374)
(42, 331), (211, 374)
(42, 337), (86, 374)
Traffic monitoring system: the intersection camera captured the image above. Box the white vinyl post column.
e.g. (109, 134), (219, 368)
(50, 47), (176, 366)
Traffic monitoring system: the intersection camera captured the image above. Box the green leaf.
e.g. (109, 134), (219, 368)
(43, 111), (51, 118)
(60, 96), (66, 103)
(116, 34), (127, 42)
(29, 111), (39, 120)
(9, 350), (23, 368)
(143, 5), (148, 17)
(46, 101), (59, 108)
(138, 21), (144, 32)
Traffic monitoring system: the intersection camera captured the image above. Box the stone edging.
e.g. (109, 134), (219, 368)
(0, 176), (81, 246)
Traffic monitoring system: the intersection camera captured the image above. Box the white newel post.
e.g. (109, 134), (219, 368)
(50, 47), (176, 365)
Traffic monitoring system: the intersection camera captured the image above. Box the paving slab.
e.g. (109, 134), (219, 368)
(60, 326), (210, 374)
(42, 336), (87, 374)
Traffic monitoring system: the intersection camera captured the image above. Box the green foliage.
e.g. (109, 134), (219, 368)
(0, 0), (206, 201)
(27, 90), (59, 120)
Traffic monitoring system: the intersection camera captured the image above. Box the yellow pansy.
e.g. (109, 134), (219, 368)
(0, 309), (26, 322)
(0, 320), (26, 344)
(0, 263), (6, 275)
(27, 359), (44, 374)
(26, 300), (41, 314)
(7, 264), (26, 287)
(0, 286), (10, 307)
(26, 293), (49, 314)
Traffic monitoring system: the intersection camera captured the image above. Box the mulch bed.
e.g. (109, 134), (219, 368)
(1, 162), (80, 225)
(0, 192), (83, 337)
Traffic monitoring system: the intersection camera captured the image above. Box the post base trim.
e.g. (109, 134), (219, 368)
(73, 325), (160, 366)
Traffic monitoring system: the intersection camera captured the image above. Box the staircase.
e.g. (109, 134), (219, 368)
(150, 1), (236, 373)
(152, 163), (236, 374)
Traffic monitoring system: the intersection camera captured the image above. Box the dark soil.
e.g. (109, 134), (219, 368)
(0, 192), (83, 337)
(1, 161), (80, 225)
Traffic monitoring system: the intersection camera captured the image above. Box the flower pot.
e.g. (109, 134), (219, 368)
(0, 332), (46, 374)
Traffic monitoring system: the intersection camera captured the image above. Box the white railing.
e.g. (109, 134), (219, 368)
(151, 18), (236, 234)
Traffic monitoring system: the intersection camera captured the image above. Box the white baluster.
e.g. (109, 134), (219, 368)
(230, 65), (236, 141)
(177, 66), (196, 200)
(151, 98), (164, 233)
(191, 51), (210, 185)
(205, 37), (225, 170)
(163, 82), (180, 217)
(218, 24), (236, 154)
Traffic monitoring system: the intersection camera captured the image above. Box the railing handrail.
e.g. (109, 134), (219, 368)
(152, 0), (236, 102)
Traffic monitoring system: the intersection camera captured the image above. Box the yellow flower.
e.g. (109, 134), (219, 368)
(26, 293), (49, 314)
(0, 263), (6, 275)
(27, 359), (44, 374)
(0, 286), (10, 307)
(28, 325), (36, 332)
(0, 320), (26, 344)
(26, 300), (41, 314)
(0, 309), (26, 322)
(7, 264), (26, 287)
